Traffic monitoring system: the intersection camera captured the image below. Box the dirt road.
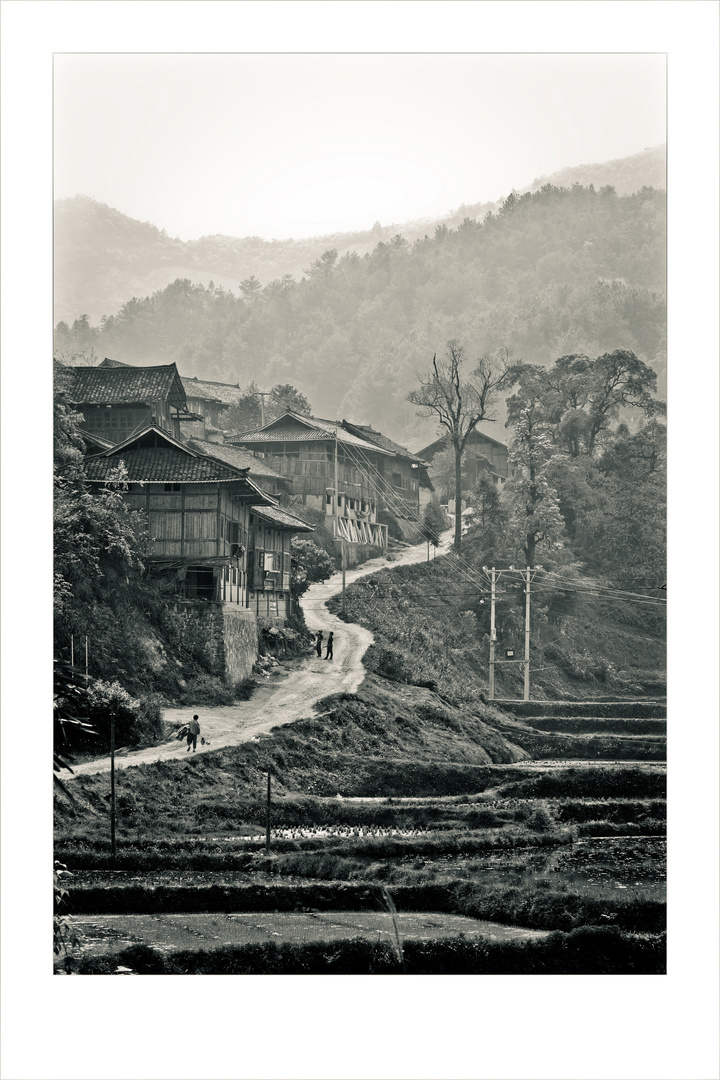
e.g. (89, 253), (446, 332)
(70, 532), (451, 778)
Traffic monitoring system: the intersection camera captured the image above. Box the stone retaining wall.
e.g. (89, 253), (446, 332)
(168, 601), (260, 686)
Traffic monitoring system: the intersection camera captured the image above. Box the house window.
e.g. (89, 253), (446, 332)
(164, 484), (182, 492)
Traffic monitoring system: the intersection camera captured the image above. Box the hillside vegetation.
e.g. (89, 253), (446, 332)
(55, 181), (666, 448)
(328, 556), (665, 703)
(53, 145), (665, 327)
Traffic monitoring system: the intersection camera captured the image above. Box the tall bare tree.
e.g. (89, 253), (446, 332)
(408, 340), (502, 551)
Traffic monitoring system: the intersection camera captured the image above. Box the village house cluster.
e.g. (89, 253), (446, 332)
(67, 358), (511, 619)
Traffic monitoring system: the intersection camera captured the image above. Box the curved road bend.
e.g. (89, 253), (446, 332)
(70, 531), (453, 778)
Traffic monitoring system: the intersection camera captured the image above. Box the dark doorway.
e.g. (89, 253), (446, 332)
(184, 566), (215, 599)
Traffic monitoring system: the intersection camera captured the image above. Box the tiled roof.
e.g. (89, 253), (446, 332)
(85, 447), (253, 484)
(81, 430), (114, 451)
(342, 422), (427, 464)
(417, 425), (508, 459)
(181, 376), (245, 407)
(67, 363), (187, 409)
(99, 357), (130, 368)
(187, 439), (287, 483)
(251, 505), (314, 532)
(231, 412), (392, 454)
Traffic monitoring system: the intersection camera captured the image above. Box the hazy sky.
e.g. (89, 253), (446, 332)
(54, 52), (665, 240)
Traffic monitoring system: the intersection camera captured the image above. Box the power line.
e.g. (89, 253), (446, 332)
(341, 443), (491, 595)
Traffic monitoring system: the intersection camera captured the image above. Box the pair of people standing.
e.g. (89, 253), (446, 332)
(315, 630), (334, 660)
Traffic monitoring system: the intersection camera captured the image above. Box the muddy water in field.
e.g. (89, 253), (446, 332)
(420, 836), (666, 897)
(70, 837), (665, 897)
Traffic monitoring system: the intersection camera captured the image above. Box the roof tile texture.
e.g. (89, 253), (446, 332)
(67, 364), (187, 408)
(85, 447), (250, 484)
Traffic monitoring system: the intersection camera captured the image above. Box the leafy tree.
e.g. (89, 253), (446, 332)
(422, 499), (449, 547)
(269, 383), (312, 419)
(502, 395), (566, 568)
(408, 341), (502, 551)
(426, 444), (456, 504)
(219, 381), (311, 432)
(290, 538), (335, 599)
(53, 367), (150, 679)
(463, 475), (509, 566)
(504, 350), (659, 458)
(218, 382), (263, 432)
(582, 418), (667, 586)
(306, 249), (338, 277)
(239, 275), (262, 303)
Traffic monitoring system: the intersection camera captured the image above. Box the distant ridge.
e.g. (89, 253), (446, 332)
(523, 145), (665, 198)
(54, 146), (665, 326)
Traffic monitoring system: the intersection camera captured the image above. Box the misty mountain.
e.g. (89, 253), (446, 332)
(55, 181), (666, 451)
(54, 146), (665, 327)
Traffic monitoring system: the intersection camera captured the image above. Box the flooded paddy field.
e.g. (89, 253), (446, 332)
(407, 836), (666, 897)
(68, 835), (665, 898)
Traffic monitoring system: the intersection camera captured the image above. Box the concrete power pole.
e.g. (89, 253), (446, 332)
(489, 567), (497, 700)
(485, 566), (536, 702)
(523, 566), (531, 702)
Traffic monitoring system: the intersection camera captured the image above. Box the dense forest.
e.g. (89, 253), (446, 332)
(55, 181), (666, 450)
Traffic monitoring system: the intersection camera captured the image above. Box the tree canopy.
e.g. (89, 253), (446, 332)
(408, 340), (502, 550)
(54, 183), (666, 449)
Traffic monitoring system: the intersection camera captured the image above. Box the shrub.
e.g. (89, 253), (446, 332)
(234, 678), (256, 701)
(132, 693), (166, 746)
(180, 673), (236, 706)
(377, 510), (404, 541)
(81, 680), (140, 751)
(290, 539), (335, 598)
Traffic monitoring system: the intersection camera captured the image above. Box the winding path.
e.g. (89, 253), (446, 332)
(70, 532), (451, 778)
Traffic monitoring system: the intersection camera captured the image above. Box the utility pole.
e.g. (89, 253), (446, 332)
(333, 430), (339, 536)
(484, 566), (537, 701)
(265, 770), (271, 854)
(110, 710), (116, 861)
(489, 568), (496, 700)
(523, 566), (531, 702)
(256, 390), (273, 428)
(334, 429), (344, 602)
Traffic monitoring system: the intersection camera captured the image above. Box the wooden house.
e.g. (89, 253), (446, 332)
(228, 411), (432, 546)
(417, 427), (510, 504)
(67, 361), (192, 443)
(181, 375), (245, 428)
(83, 424), (313, 619)
(184, 438), (290, 502)
(340, 421), (433, 531)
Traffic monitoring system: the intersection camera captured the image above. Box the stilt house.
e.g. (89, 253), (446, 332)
(83, 424), (313, 620)
(228, 411), (432, 546)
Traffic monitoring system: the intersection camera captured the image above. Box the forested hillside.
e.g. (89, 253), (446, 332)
(55, 182), (666, 450)
(53, 145), (665, 327)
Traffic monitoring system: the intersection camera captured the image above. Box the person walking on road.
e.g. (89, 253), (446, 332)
(187, 714), (200, 752)
(315, 630), (324, 657)
(325, 632), (334, 660)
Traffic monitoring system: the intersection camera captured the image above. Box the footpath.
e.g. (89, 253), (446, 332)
(70, 531), (452, 778)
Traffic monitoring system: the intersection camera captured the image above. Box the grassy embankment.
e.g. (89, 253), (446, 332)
(326, 556), (666, 703)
